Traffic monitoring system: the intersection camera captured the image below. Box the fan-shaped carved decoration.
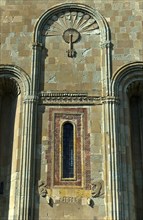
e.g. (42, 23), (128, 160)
(42, 10), (100, 57)
(42, 11), (100, 36)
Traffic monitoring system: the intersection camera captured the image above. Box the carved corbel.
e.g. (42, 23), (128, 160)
(38, 180), (53, 206)
(87, 180), (104, 207)
(91, 180), (104, 198)
(38, 180), (47, 198)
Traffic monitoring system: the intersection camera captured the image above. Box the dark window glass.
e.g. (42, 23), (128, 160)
(62, 122), (74, 178)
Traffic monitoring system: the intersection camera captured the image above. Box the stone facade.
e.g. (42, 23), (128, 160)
(0, 1), (143, 220)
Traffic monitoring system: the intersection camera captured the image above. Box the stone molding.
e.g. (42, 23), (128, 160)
(101, 95), (120, 104)
(39, 92), (101, 105)
(24, 95), (39, 103)
(0, 64), (31, 96)
(39, 92), (119, 105)
(112, 62), (143, 96)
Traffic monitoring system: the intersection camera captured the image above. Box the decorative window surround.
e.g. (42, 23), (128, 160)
(46, 108), (91, 189)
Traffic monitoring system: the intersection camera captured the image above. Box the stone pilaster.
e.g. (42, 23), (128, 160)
(18, 95), (38, 220)
(102, 96), (120, 220)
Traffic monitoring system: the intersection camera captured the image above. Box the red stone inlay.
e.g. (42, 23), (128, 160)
(46, 108), (91, 189)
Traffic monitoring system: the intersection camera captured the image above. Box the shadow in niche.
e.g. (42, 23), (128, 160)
(0, 94), (17, 220)
(39, 37), (47, 92)
(108, 24), (113, 78)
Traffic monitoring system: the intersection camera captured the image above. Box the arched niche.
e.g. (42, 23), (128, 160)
(0, 65), (30, 220)
(32, 4), (111, 220)
(33, 3), (111, 96)
(112, 62), (143, 220)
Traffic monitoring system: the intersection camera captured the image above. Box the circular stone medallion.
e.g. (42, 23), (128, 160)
(63, 28), (80, 43)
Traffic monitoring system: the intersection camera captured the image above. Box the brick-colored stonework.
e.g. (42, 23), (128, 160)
(46, 108), (90, 189)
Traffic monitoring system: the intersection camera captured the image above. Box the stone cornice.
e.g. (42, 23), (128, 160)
(39, 92), (101, 105)
(39, 92), (119, 105)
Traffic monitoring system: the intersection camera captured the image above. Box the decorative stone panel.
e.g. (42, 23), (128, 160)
(46, 108), (91, 189)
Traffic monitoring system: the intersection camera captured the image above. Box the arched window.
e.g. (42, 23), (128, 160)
(62, 122), (74, 179)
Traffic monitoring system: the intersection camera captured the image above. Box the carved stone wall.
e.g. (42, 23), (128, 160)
(0, 1), (143, 220)
(38, 6), (102, 95)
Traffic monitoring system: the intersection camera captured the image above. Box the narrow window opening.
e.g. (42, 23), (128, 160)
(62, 122), (74, 179)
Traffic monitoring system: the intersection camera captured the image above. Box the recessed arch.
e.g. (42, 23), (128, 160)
(111, 61), (143, 96)
(32, 3), (111, 96)
(0, 64), (31, 219)
(111, 62), (143, 220)
(31, 4), (111, 220)
(0, 64), (31, 96)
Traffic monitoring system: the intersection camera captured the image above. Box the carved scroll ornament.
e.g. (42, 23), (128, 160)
(38, 180), (52, 205)
(38, 180), (47, 198)
(91, 180), (104, 198)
